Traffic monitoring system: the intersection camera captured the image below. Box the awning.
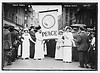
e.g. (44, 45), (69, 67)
(71, 24), (86, 27)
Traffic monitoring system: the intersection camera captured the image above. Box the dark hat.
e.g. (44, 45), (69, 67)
(30, 26), (35, 29)
(9, 26), (15, 32)
(35, 26), (41, 30)
(3, 24), (9, 29)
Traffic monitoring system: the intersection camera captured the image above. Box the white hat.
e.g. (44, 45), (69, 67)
(59, 30), (63, 32)
(24, 28), (28, 30)
(65, 26), (72, 30)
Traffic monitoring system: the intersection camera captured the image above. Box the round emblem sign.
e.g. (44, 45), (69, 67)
(42, 14), (55, 29)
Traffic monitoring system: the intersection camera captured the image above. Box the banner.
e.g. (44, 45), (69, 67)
(39, 9), (58, 39)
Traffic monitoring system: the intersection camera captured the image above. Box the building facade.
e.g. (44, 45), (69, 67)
(24, 5), (35, 28)
(62, 3), (97, 28)
(2, 3), (36, 29)
(2, 3), (26, 29)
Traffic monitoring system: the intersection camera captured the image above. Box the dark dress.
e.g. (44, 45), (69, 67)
(46, 39), (56, 58)
(29, 31), (36, 58)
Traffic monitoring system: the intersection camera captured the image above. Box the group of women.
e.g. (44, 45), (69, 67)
(20, 26), (75, 63)
(3, 24), (96, 69)
(20, 27), (44, 60)
(55, 26), (75, 63)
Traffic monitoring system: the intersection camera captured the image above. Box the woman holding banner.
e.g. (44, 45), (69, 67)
(21, 28), (36, 59)
(34, 26), (44, 60)
(55, 30), (63, 60)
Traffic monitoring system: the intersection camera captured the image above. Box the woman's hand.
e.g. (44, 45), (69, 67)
(57, 46), (60, 49)
(32, 40), (36, 43)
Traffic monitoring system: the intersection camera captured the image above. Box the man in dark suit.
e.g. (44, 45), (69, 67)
(72, 28), (79, 61)
(9, 26), (19, 61)
(3, 24), (12, 66)
(74, 26), (89, 68)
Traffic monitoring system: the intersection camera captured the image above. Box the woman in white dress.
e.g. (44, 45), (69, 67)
(34, 28), (44, 60)
(63, 26), (75, 63)
(55, 30), (63, 60)
(21, 28), (35, 59)
(43, 41), (47, 55)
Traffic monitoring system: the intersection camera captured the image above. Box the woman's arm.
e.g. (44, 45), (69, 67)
(29, 34), (36, 43)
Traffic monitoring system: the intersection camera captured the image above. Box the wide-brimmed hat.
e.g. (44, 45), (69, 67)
(24, 28), (29, 31)
(58, 30), (63, 32)
(35, 26), (41, 30)
(3, 24), (9, 29)
(30, 26), (35, 29)
(65, 26), (72, 30)
(58, 30), (63, 34)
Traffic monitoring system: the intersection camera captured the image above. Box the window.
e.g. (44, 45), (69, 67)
(15, 16), (17, 23)
(12, 13), (14, 21)
(4, 9), (8, 18)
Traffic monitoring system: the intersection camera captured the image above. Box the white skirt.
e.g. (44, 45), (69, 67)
(63, 47), (72, 62)
(18, 45), (21, 56)
(34, 41), (44, 59)
(55, 42), (63, 59)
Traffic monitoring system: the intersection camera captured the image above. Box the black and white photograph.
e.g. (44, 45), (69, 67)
(1, 1), (98, 71)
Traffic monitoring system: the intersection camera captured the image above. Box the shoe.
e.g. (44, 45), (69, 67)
(91, 66), (95, 69)
(78, 66), (84, 68)
(85, 66), (89, 68)
(68, 62), (72, 63)
(34, 59), (38, 60)
(7, 63), (12, 65)
(22, 58), (25, 60)
(25, 58), (29, 59)
(84, 64), (89, 68)
(63, 61), (68, 63)
(86, 64), (91, 68)
(38, 59), (41, 60)
(11, 59), (15, 62)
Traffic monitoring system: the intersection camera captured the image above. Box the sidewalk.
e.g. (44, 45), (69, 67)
(3, 57), (95, 71)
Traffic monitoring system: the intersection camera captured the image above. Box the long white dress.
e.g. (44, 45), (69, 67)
(63, 32), (74, 62)
(55, 35), (63, 59)
(18, 44), (21, 56)
(18, 36), (21, 56)
(22, 33), (33, 58)
(34, 32), (44, 59)
(44, 42), (47, 55)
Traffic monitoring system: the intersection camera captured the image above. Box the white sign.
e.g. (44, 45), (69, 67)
(39, 9), (58, 39)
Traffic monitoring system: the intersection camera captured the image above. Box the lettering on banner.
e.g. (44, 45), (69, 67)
(42, 31), (57, 37)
